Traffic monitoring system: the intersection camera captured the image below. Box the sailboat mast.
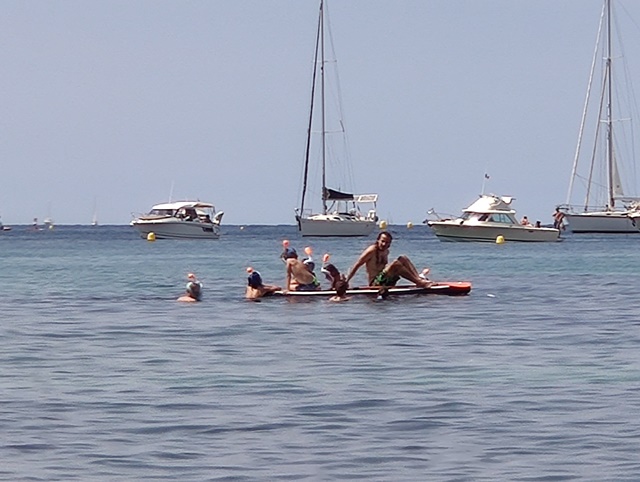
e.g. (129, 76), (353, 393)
(606, 0), (614, 209)
(300, 3), (323, 215)
(320, 0), (328, 215)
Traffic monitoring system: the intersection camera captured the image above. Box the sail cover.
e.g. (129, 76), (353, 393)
(323, 188), (354, 201)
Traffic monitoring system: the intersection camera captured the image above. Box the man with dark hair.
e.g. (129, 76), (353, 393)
(345, 231), (431, 288)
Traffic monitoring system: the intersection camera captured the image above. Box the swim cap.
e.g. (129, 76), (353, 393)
(247, 270), (263, 289)
(187, 273), (196, 280)
(281, 247), (298, 260)
(187, 281), (202, 300)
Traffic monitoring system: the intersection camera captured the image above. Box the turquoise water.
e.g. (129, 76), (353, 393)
(1, 225), (639, 481)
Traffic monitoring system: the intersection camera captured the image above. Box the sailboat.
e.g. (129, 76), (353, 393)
(560, 0), (640, 233)
(91, 198), (98, 226)
(295, 0), (379, 237)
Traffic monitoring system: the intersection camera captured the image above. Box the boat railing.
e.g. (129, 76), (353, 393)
(422, 208), (456, 223)
(558, 203), (638, 214)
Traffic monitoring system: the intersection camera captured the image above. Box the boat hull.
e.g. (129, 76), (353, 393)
(564, 212), (640, 233)
(131, 218), (221, 239)
(428, 221), (560, 242)
(297, 215), (376, 237)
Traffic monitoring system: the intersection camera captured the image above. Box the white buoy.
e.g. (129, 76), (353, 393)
(496, 235), (505, 244)
(407, 221), (414, 229)
(379, 220), (388, 230)
(147, 232), (156, 242)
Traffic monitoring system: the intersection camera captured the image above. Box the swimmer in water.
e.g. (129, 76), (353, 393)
(178, 273), (203, 302)
(245, 267), (281, 300)
(322, 262), (350, 302)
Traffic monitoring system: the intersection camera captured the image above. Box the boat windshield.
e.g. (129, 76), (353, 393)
(149, 209), (174, 216)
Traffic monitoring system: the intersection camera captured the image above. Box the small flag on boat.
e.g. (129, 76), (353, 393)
(484, 173), (490, 179)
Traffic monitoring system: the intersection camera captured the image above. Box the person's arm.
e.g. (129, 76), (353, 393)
(345, 246), (374, 285)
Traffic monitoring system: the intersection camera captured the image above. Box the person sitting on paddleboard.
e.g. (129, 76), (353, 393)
(245, 267), (280, 300)
(344, 231), (432, 289)
(281, 246), (320, 292)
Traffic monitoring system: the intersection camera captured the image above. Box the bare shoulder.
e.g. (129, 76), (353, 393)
(360, 243), (377, 259)
(178, 295), (198, 303)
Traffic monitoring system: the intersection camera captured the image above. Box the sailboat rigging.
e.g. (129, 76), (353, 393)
(560, 0), (640, 233)
(295, 0), (378, 237)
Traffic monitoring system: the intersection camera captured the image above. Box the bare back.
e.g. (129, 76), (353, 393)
(286, 259), (315, 290)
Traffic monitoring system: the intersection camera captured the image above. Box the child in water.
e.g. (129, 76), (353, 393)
(322, 262), (350, 302)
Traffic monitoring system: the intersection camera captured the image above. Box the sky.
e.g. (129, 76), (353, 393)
(2, 0), (640, 226)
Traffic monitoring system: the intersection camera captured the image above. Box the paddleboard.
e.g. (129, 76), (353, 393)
(271, 281), (471, 297)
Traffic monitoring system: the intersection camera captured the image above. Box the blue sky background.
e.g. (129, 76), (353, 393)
(1, 0), (639, 225)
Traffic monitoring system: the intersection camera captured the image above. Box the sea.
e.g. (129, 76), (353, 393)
(1, 224), (639, 481)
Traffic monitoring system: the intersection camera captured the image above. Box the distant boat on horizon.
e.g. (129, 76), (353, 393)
(0, 216), (11, 231)
(91, 199), (98, 226)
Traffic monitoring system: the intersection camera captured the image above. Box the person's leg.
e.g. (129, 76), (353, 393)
(386, 256), (431, 287)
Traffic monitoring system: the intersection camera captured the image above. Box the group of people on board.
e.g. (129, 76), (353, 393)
(520, 216), (543, 228)
(178, 230), (433, 303)
(176, 207), (214, 224)
(245, 230), (432, 301)
(519, 208), (566, 230)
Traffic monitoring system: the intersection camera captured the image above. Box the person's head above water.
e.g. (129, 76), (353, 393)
(246, 267), (263, 289)
(281, 247), (298, 260)
(186, 273), (202, 300)
(303, 258), (315, 272)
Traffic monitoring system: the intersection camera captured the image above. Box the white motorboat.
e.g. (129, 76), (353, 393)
(130, 201), (224, 239)
(559, 0), (640, 233)
(0, 217), (10, 231)
(427, 195), (560, 242)
(294, 0), (379, 237)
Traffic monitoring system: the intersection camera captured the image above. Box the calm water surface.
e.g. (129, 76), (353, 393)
(1, 225), (639, 481)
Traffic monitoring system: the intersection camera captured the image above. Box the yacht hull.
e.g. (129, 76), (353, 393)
(428, 221), (560, 242)
(297, 215), (376, 237)
(131, 218), (221, 239)
(564, 212), (640, 233)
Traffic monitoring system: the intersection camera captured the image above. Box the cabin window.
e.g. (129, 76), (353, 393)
(491, 214), (512, 224)
(150, 209), (172, 216)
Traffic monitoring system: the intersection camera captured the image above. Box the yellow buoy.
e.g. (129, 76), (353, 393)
(379, 220), (388, 230)
(147, 232), (156, 242)
(496, 235), (505, 244)
(407, 221), (414, 229)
